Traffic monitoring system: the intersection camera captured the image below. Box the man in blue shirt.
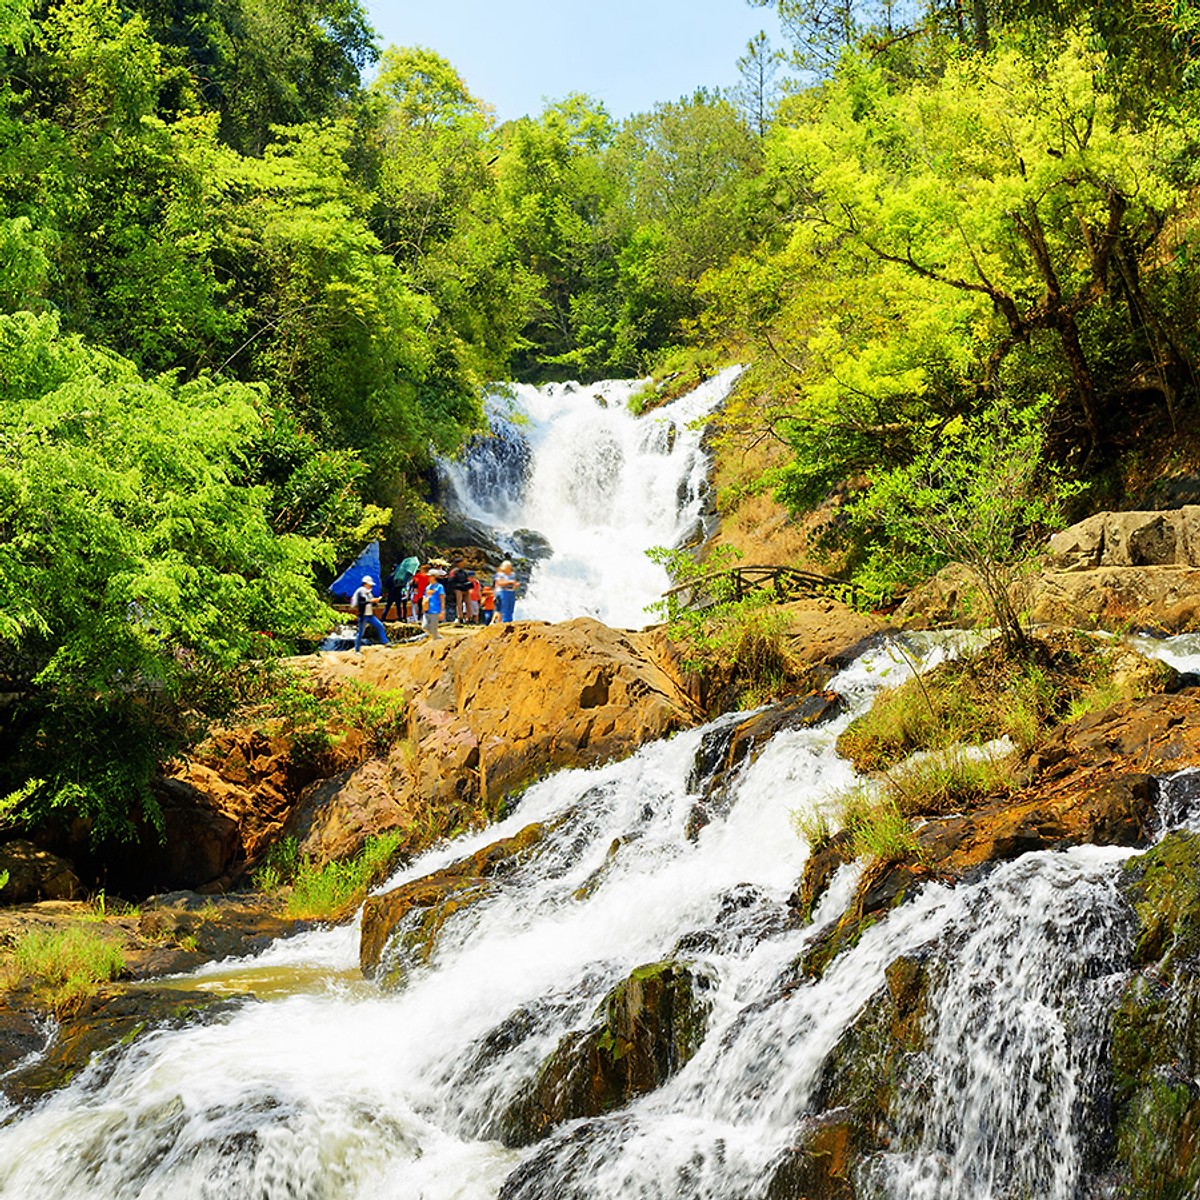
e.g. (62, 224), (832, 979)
(423, 571), (445, 640)
(350, 576), (389, 652)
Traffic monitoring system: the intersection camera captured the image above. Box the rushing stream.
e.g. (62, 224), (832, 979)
(3, 370), (1200, 1197)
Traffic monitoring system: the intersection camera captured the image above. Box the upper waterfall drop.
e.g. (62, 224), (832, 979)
(439, 368), (743, 630)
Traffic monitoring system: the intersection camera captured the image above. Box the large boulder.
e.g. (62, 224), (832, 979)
(298, 619), (700, 866)
(1110, 832), (1200, 1197)
(497, 960), (713, 1147)
(0, 840), (80, 903)
(157, 618), (701, 881)
(1048, 508), (1200, 569)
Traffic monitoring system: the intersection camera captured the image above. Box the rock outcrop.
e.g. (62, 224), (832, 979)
(0, 841), (80, 903)
(1111, 831), (1200, 1197)
(498, 960), (713, 1147)
(359, 821), (552, 977)
(145, 619), (700, 891)
(1048, 508), (1200, 570)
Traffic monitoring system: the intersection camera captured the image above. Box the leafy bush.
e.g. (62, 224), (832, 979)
(4, 926), (125, 1014)
(838, 787), (920, 863)
(647, 545), (803, 708)
(852, 404), (1081, 650)
(244, 672), (408, 768)
(0, 312), (333, 841)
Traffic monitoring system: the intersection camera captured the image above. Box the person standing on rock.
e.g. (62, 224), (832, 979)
(411, 563), (431, 622)
(423, 570), (445, 640)
(447, 559), (471, 624)
(383, 555), (419, 622)
(351, 576), (389, 652)
(494, 561), (519, 624)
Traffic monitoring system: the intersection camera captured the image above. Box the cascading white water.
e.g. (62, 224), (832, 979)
(2, 632), (1198, 1199)
(439, 369), (742, 629)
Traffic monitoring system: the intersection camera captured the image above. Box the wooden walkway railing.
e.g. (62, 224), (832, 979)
(662, 564), (859, 610)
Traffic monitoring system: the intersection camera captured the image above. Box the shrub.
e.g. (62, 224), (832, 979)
(791, 803), (836, 851)
(4, 926), (125, 1014)
(646, 545), (804, 708)
(839, 787), (920, 863)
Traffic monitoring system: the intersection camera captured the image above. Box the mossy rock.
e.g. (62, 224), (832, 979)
(498, 960), (713, 1147)
(1, 987), (251, 1108)
(1111, 832), (1200, 1197)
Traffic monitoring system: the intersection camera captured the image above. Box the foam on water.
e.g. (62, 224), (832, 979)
(440, 368), (742, 629)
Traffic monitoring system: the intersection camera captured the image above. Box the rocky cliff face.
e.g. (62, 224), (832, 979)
(145, 620), (700, 891)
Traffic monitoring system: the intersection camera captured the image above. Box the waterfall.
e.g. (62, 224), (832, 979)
(439, 370), (741, 629)
(3, 634), (1199, 1198)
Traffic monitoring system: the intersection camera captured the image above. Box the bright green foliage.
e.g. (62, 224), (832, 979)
(852, 405), (1079, 645)
(0, 312), (331, 837)
(281, 832), (403, 920)
(706, 26), (1199, 586)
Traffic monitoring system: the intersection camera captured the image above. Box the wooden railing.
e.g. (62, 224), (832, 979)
(662, 564), (859, 610)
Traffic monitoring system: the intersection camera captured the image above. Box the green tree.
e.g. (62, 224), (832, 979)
(0, 312), (331, 838)
(852, 405), (1079, 651)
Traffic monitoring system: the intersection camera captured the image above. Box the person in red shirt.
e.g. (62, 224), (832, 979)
(481, 584), (496, 625)
(411, 564), (431, 621)
(468, 573), (482, 624)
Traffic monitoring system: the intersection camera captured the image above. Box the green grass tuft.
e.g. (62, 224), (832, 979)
(4, 926), (125, 1014)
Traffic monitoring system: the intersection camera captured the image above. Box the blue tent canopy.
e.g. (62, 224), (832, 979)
(329, 541), (381, 600)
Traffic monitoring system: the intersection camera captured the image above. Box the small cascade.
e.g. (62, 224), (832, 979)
(3, 632), (1200, 1198)
(438, 370), (741, 629)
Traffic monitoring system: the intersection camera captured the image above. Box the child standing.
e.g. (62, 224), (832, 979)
(423, 570), (445, 640)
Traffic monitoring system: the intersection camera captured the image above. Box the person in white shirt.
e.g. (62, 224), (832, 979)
(350, 576), (389, 652)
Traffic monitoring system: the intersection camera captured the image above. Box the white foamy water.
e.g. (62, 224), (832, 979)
(3, 633), (1198, 1199)
(440, 369), (742, 629)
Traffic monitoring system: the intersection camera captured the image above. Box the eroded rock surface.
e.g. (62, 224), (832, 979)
(498, 960), (713, 1147)
(359, 821), (552, 975)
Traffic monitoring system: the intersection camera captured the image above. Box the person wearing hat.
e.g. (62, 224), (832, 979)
(350, 576), (389, 652)
(423, 569), (445, 640)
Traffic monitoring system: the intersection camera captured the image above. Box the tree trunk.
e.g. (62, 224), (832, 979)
(971, 0), (990, 52)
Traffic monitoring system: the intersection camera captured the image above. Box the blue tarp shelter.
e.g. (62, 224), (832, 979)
(329, 541), (381, 600)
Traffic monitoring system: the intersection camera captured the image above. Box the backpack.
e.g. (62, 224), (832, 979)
(355, 590), (367, 616)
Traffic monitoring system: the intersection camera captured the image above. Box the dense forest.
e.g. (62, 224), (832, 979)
(1, 0), (1199, 844)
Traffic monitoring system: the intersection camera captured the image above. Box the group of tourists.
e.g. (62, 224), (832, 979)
(348, 557), (520, 651)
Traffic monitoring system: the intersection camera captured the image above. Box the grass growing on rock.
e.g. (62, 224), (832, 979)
(2, 926), (125, 1014)
(838, 632), (1175, 784)
(256, 833), (405, 921)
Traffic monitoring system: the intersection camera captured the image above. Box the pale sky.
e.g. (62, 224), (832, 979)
(364, 0), (785, 123)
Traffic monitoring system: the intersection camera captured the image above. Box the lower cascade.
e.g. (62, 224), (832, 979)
(2, 634), (1199, 1199)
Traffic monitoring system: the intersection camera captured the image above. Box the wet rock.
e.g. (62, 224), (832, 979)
(807, 955), (933, 1148)
(431, 514), (507, 560)
(673, 884), (786, 958)
(789, 831), (855, 923)
(0, 841), (80, 904)
(508, 528), (553, 562)
(138, 891), (312, 962)
(498, 960), (713, 1147)
(1, 987), (252, 1108)
(0, 1002), (48, 1075)
(360, 821), (552, 975)
(765, 1108), (859, 1200)
(802, 773), (1159, 982)
(1110, 832), (1200, 1197)
(684, 692), (844, 839)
